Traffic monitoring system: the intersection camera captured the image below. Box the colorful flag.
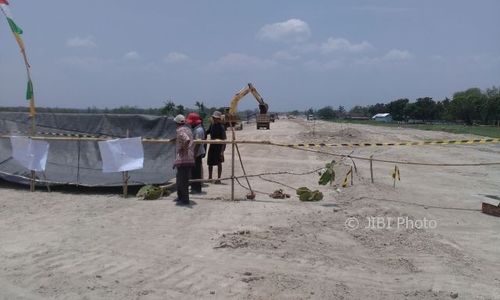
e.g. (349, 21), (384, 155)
(1, 0), (35, 116)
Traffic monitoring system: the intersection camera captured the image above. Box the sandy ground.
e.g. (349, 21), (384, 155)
(1, 118), (500, 300)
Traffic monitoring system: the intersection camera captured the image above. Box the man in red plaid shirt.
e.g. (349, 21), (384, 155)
(173, 114), (195, 205)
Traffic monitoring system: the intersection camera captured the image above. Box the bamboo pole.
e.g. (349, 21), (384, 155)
(30, 170), (35, 192)
(159, 182), (176, 190)
(231, 128), (235, 201)
(393, 165), (397, 188)
(189, 178), (230, 183)
(370, 155), (374, 183)
(29, 114), (36, 192)
(123, 130), (130, 198)
(123, 171), (129, 198)
(350, 166), (353, 185)
(41, 172), (51, 192)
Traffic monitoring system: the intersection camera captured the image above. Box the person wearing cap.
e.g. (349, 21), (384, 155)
(173, 114), (195, 205)
(186, 112), (205, 193)
(205, 111), (226, 183)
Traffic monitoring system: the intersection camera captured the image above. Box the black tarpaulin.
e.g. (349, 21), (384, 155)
(0, 112), (176, 186)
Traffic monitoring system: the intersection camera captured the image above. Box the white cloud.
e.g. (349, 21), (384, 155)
(384, 49), (413, 61)
(66, 36), (97, 48)
(58, 56), (114, 71)
(273, 50), (300, 60)
(123, 51), (140, 60)
(257, 19), (311, 43)
(209, 53), (276, 71)
(353, 56), (381, 65)
(303, 59), (344, 71)
(291, 43), (320, 54)
(353, 49), (414, 66)
(163, 52), (189, 63)
(321, 38), (373, 53)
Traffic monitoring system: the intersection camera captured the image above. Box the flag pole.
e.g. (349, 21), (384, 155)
(1, 1), (37, 191)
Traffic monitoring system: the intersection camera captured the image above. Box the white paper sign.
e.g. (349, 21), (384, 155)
(10, 136), (50, 171)
(98, 137), (144, 173)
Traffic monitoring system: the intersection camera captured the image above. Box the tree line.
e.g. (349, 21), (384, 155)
(2, 85), (499, 125)
(342, 86), (499, 125)
(0, 100), (231, 122)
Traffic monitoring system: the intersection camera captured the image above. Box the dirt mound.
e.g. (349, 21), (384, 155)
(297, 127), (368, 144)
(337, 127), (362, 137)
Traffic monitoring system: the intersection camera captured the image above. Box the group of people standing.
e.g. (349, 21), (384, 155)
(172, 111), (226, 205)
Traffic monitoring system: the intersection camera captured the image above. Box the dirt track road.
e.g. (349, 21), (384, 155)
(1, 118), (500, 299)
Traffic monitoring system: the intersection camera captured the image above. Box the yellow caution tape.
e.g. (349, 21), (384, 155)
(342, 168), (352, 188)
(1, 131), (499, 147)
(283, 138), (500, 148)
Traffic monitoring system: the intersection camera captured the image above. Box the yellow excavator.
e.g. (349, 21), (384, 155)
(223, 83), (270, 130)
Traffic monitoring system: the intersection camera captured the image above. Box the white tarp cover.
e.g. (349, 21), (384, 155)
(98, 137), (144, 173)
(10, 136), (49, 171)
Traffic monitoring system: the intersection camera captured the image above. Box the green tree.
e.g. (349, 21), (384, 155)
(439, 97), (453, 121)
(414, 97), (437, 121)
(338, 105), (346, 118)
(176, 104), (185, 116)
(160, 100), (176, 116)
(386, 98), (409, 121)
(404, 102), (417, 120)
(368, 103), (387, 116)
(195, 101), (206, 118)
(485, 86), (500, 125)
(317, 106), (337, 120)
(349, 105), (370, 117)
(451, 88), (482, 125)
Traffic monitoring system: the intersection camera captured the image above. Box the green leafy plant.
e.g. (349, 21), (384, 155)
(296, 187), (323, 202)
(136, 185), (170, 200)
(318, 160), (336, 185)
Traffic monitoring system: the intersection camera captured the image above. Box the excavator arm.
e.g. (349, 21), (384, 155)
(248, 83), (269, 114)
(228, 83), (268, 115)
(225, 82), (271, 130)
(228, 86), (251, 115)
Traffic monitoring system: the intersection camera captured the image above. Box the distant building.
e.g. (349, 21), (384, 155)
(372, 113), (392, 123)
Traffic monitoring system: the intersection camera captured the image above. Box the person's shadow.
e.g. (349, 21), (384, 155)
(175, 200), (197, 208)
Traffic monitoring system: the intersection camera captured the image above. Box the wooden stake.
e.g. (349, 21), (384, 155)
(123, 129), (130, 198)
(41, 172), (51, 192)
(123, 171), (129, 198)
(29, 114), (37, 192)
(30, 170), (35, 192)
(370, 155), (374, 183)
(231, 128), (235, 201)
(350, 166), (353, 185)
(393, 165), (397, 188)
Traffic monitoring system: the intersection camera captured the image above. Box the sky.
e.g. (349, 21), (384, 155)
(1, 0), (499, 111)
